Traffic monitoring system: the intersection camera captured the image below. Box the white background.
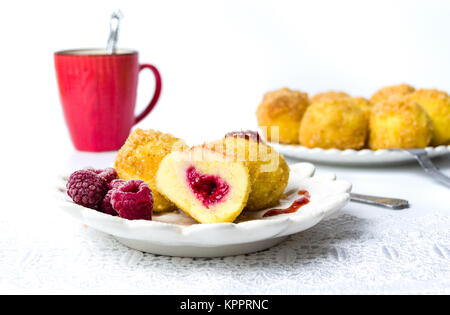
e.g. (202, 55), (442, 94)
(2, 0), (450, 147)
(0, 0), (449, 294)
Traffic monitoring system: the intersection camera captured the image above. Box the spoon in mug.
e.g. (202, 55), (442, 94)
(106, 10), (123, 54)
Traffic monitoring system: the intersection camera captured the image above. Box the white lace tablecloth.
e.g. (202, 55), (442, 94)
(1, 153), (449, 295)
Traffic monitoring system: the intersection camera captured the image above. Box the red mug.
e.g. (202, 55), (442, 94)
(54, 49), (161, 152)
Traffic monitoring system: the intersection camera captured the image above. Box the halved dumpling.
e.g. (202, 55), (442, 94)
(156, 146), (250, 223)
(208, 133), (290, 211)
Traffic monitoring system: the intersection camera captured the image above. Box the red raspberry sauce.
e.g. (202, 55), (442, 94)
(186, 166), (230, 208)
(263, 190), (310, 217)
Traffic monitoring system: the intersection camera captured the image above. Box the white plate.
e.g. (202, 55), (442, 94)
(56, 162), (351, 257)
(271, 143), (450, 165)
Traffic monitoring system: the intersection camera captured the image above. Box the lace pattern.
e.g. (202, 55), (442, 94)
(1, 202), (449, 294)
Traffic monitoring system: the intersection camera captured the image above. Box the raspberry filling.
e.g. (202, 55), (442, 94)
(186, 166), (230, 208)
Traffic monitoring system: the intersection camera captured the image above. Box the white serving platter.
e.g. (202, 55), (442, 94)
(271, 143), (450, 165)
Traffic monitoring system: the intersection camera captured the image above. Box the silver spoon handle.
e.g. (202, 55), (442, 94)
(106, 10), (123, 54)
(410, 151), (450, 188)
(350, 193), (409, 210)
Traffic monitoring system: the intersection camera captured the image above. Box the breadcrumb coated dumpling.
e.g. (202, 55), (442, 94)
(310, 90), (350, 103)
(351, 97), (374, 119)
(408, 89), (450, 145)
(370, 83), (415, 104)
(299, 98), (368, 149)
(256, 87), (310, 144)
(368, 96), (432, 149)
(208, 132), (290, 211)
(114, 129), (188, 212)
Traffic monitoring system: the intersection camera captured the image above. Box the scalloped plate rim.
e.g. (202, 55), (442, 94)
(56, 162), (351, 248)
(270, 143), (450, 165)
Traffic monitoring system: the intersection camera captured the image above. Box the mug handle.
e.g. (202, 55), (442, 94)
(134, 64), (162, 124)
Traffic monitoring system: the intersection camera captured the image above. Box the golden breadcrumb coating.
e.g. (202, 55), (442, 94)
(299, 98), (368, 149)
(208, 135), (290, 211)
(310, 90), (350, 103)
(114, 129), (188, 212)
(351, 97), (374, 120)
(369, 96), (433, 149)
(370, 84), (415, 104)
(407, 89), (450, 145)
(256, 87), (310, 144)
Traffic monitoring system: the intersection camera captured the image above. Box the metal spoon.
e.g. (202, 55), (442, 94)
(106, 10), (123, 54)
(350, 193), (409, 210)
(402, 149), (450, 188)
(349, 148), (449, 209)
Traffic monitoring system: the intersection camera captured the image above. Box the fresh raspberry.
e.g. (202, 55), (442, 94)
(67, 170), (109, 210)
(85, 167), (118, 184)
(109, 179), (127, 190)
(111, 180), (153, 220)
(101, 179), (126, 216)
(102, 190), (118, 216)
